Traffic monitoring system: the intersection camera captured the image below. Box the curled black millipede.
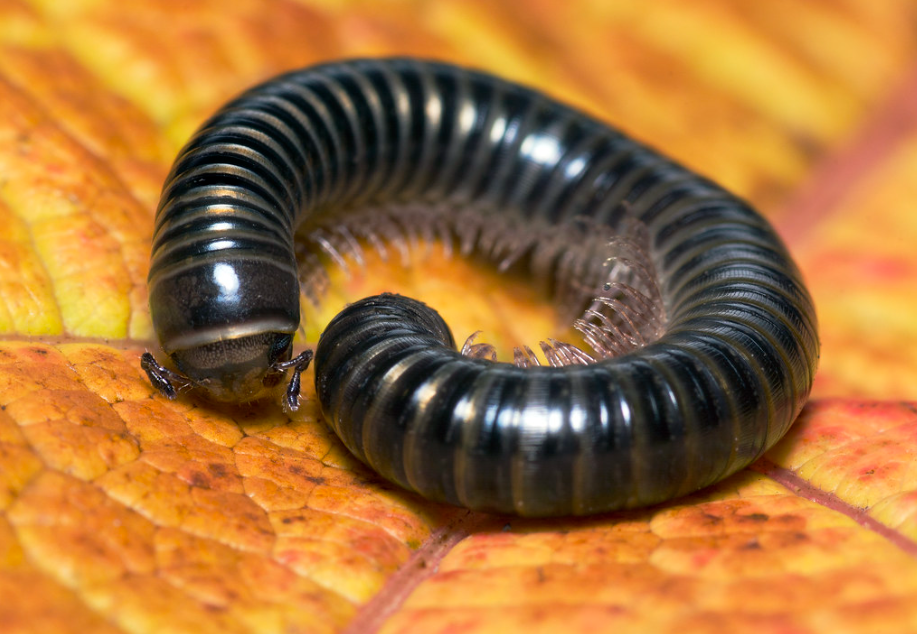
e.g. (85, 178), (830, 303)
(142, 58), (819, 517)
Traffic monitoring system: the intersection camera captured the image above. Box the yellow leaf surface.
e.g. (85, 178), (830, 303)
(1, 1), (917, 633)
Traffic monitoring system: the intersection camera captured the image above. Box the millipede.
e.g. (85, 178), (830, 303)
(141, 58), (819, 517)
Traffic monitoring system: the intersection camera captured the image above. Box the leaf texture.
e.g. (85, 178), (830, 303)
(0, 1), (916, 633)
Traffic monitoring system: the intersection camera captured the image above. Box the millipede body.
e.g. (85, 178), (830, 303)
(143, 58), (819, 517)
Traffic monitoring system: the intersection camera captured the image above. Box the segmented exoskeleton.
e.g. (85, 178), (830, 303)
(143, 58), (819, 517)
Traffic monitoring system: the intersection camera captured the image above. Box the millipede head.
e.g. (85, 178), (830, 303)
(167, 332), (295, 403)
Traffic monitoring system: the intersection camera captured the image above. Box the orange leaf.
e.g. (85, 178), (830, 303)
(1, 2), (917, 633)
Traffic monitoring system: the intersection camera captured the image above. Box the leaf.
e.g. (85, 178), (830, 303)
(1, 2), (916, 633)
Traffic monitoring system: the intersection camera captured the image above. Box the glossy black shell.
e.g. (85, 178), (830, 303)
(148, 58), (819, 516)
